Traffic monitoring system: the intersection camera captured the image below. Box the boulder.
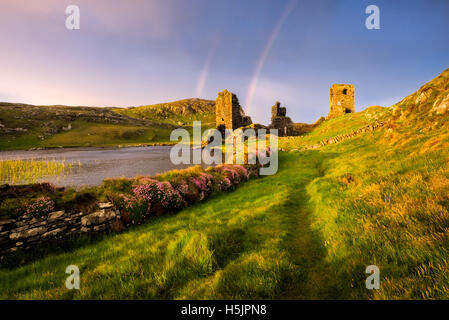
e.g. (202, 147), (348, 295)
(81, 209), (117, 226)
(432, 93), (449, 115)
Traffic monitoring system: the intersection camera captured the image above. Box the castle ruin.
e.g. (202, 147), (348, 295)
(328, 84), (355, 119)
(214, 84), (356, 137)
(215, 89), (252, 134)
(269, 101), (293, 136)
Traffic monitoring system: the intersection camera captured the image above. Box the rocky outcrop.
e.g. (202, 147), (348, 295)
(432, 92), (449, 115)
(0, 203), (121, 258)
(391, 68), (449, 119)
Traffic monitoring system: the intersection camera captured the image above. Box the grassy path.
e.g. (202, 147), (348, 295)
(277, 159), (335, 299)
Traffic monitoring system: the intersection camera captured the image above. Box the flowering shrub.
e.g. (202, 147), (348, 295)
(221, 177), (232, 191)
(189, 172), (217, 200)
(108, 164), (259, 224)
(121, 194), (149, 224)
(204, 168), (230, 192)
(170, 178), (200, 204)
(24, 197), (55, 218)
(158, 181), (186, 211)
(173, 179), (190, 196)
(215, 165), (246, 185)
(233, 165), (250, 180)
(133, 178), (186, 213)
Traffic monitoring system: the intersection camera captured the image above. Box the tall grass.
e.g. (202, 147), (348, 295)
(0, 159), (76, 184)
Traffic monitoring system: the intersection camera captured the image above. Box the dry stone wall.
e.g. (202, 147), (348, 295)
(0, 202), (120, 258)
(302, 122), (385, 150)
(278, 121), (385, 152)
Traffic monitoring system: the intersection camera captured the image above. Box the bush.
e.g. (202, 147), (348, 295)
(215, 165), (245, 185)
(169, 177), (200, 204)
(119, 194), (150, 224)
(133, 178), (186, 213)
(106, 164), (259, 223)
(189, 174), (211, 201)
(24, 197), (55, 219)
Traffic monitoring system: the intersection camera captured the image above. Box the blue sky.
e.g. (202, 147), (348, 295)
(1, 0), (448, 124)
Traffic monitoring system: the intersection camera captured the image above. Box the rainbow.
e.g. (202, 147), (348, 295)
(244, 0), (297, 114)
(196, 41), (218, 98)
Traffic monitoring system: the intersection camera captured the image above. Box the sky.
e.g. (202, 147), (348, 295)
(1, 0), (448, 124)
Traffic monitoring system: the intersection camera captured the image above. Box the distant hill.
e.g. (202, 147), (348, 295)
(0, 99), (215, 150)
(113, 98), (216, 127)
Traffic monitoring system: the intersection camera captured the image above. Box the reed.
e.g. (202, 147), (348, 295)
(0, 159), (77, 184)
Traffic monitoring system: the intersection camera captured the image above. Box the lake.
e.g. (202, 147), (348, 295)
(0, 146), (205, 188)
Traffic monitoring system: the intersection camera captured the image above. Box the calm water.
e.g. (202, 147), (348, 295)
(0, 146), (204, 188)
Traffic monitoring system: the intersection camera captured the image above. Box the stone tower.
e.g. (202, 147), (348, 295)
(269, 101), (293, 136)
(271, 101), (286, 119)
(216, 89), (252, 133)
(328, 84), (355, 119)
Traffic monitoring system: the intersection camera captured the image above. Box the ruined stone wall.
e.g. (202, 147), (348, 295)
(269, 101), (294, 136)
(0, 202), (121, 257)
(271, 101), (286, 119)
(216, 90), (234, 131)
(328, 84), (355, 119)
(270, 117), (294, 136)
(216, 90), (252, 132)
(304, 122), (384, 150)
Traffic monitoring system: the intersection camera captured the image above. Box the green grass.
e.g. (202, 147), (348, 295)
(42, 121), (174, 148)
(113, 98), (216, 127)
(0, 121), (175, 150)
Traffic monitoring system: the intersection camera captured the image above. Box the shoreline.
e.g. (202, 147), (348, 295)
(0, 142), (178, 153)
(0, 140), (208, 153)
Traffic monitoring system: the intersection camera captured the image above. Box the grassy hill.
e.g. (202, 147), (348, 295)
(0, 99), (215, 150)
(113, 98), (216, 127)
(2, 69), (449, 299)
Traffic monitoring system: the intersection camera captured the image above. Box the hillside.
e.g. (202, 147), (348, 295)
(0, 99), (215, 150)
(113, 98), (216, 127)
(2, 68), (449, 299)
(391, 68), (449, 120)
